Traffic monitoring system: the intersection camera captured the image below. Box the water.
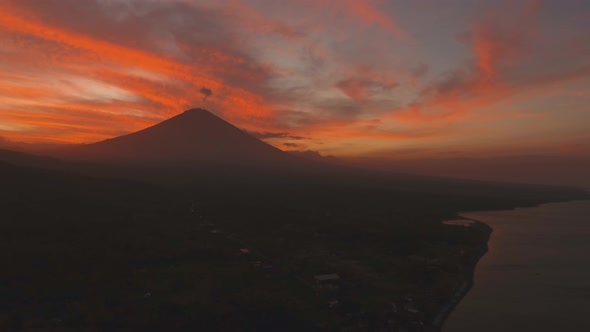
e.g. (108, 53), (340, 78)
(444, 200), (590, 331)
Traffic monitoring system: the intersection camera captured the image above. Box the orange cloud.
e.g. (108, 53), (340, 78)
(0, 0), (411, 147)
(0, 0), (587, 160)
(0, 1), (278, 143)
(390, 1), (541, 124)
(336, 79), (372, 103)
(343, 0), (409, 40)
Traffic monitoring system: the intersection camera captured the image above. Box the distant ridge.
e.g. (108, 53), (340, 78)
(12, 108), (586, 200)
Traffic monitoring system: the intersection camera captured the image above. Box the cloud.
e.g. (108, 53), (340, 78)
(0, 0), (282, 142)
(247, 131), (309, 140)
(336, 78), (398, 103)
(339, 0), (409, 40)
(0, 0), (588, 159)
(286, 149), (328, 159)
(411, 64), (428, 79)
(389, 0), (544, 124)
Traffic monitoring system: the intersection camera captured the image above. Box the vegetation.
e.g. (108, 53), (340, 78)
(0, 161), (586, 331)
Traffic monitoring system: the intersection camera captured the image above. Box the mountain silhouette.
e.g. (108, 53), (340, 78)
(54, 108), (308, 173)
(17, 107), (587, 199)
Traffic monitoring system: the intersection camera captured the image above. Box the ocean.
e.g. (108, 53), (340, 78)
(444, 200), (590, 331)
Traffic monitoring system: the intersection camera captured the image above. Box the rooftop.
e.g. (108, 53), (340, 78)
(314, 274), (340, 282)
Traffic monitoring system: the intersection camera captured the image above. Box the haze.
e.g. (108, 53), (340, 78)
(0, 0), (589, 187)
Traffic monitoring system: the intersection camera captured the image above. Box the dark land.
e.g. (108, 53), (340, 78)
(1, 109), (587, 331)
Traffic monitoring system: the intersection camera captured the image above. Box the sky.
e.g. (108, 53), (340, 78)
(0, 0), (589, 159)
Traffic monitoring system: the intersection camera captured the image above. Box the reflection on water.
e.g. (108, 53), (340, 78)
(444, 200), (590, 332)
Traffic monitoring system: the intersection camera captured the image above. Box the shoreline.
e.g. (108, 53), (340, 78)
(432, 197), (590, 332)
(430, 220), (492, 332)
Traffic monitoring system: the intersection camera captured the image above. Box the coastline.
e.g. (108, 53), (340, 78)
(430, 220), (492, 332)
(433, 196), (590, 332)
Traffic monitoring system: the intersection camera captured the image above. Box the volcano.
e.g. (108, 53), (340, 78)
(55, 108), (306, 173)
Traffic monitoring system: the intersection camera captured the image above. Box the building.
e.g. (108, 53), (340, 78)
(314, 274), (340, 283)
(328, 300), (339, 308)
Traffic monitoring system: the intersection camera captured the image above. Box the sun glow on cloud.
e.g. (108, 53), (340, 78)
(0, 0), (588, 156)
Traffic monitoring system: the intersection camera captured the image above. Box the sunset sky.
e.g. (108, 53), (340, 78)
(0, 0), (589, 158)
